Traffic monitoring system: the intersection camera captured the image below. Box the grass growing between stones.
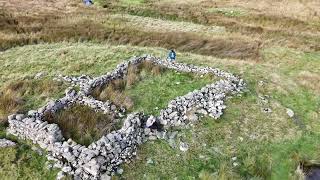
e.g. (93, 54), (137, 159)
(44, 105), (120, 146)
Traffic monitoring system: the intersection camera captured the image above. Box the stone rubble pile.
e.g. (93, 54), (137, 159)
(0, 138), (16, 148)
(7, 55), (245, 179)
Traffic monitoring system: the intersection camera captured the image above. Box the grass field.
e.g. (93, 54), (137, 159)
(0, 0), (319, 179)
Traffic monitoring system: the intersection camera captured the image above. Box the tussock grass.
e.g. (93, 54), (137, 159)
(111, 14), (226, 35)
(0, 91), (23, 124)
(0, 10), (260, 59)
(45, 105), (118, 146)
(99, 0), (320, 51)
(0, 79), (67, 123)
(93, 79), (134, 110)
(93, 62), (166, 110)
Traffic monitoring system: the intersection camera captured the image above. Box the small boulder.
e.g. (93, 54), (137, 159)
(179, 142), (189, 152)
(0, 139), (16, 148)
(100, 173), (112, 180)
(286, 108), (294, 118)
(34, 72), (47, 79)
(117, 168), (124, 175)
(262, 107), (272, 114)
(146, 116), (156, 127)
(56, 171), (66, 180)
(146, 158), (154, 165)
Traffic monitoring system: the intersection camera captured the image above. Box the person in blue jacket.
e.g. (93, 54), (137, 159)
(83, 0), (93, 6)
(168, 49), (176, 63)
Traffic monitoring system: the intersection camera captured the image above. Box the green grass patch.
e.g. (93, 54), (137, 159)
(0, 124), (59, 180)
(120, 0), (145, 6)
(126, 70), (213, 115)
(121, 90), (318, 179)
(0, 145), (58, 180)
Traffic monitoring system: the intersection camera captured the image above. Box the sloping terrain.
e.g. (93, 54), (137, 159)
(0, 0), (319, 179)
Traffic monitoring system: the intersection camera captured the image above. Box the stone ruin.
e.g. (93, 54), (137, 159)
(7, 55), (245, 179)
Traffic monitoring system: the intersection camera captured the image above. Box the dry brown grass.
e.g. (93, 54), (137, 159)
(0, 0), (79, 15)
(44, 104), (117, 146)
(217, 0), (320, 22)
(109, 0), (320, 51)
(296, 71), (320, 94)
(126, 64), (140, 87)
(137, 61), (165, 76)
(92, 61), (166, 110)
(0, 1), (261, 59)
(92, 79), (134, 110)
(0, 79), (65, 123)
(0, 91), (23, 124)
(1, 0), (319, 55)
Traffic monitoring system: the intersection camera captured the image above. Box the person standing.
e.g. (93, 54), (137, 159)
(168, 49), (176, 63)
(83, 0), (93, 6)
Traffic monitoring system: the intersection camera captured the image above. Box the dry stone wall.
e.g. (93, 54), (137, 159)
(7, 55), (245, 179)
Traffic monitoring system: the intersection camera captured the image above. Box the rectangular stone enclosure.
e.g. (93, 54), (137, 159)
(7, 55), (245, 179)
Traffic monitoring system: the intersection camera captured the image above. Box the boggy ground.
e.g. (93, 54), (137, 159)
(0, 0), (319, 179)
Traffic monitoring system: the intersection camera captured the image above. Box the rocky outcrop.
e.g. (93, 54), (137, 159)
(7, 55), (245, 179)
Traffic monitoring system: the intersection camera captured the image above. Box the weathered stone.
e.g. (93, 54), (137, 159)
(15, 114), (25, 121)
(146, 116), (156, 127)
(62, 166), (72, 173)
(34, 72), (47, 79)
(116, 168), (124, 175)
(56, 171), (66, 180)
(144, 128), (151, 135)
(0, 139), (16, 148)
(101, 173), (112, 180)
(286, 108), (294, 118)
(146, 158), (154, 165)
(8, 114), (16, 121)
(179, 142), (189, 152)
(148, 136), (157, 140)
